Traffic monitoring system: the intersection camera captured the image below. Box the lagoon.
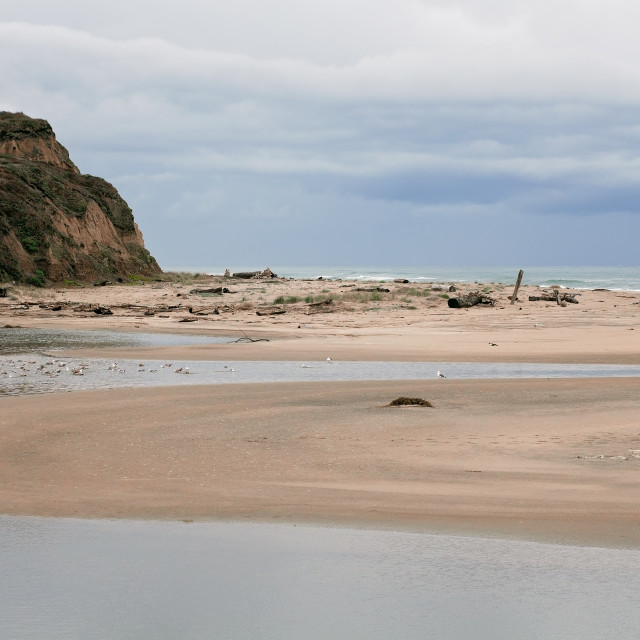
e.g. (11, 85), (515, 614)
(2, 516), (640, 640)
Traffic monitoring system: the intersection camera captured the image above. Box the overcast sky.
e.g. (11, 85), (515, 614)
(2, 1), (639, 267)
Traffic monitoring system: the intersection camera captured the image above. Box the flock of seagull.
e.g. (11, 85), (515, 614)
(2, 353), (451, 388)
(0, 358), (196, 380)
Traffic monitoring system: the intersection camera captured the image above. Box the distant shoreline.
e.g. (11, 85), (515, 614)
(161, 265), (640, 292)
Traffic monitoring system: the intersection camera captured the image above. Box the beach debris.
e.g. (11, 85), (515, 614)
(256, 305), (286, 316)
(447, 292), (495, 308)
(230, 332), (269, 343)
(529, 291), (579, 304)
(233, 268), (278, 279)
(387, 396), (433, 407)
(510, 269), (524, 305)
(189, 287), (231, 294)
(306, 298), (334, 314)
(489, 342), (498, 346)
(577, 451), (640, 461)
(92, 306), (113, 315)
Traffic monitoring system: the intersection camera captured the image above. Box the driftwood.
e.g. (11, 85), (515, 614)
(511, 269), (524, 304)
(447, 292), (495, 308)
(306, 298), (334, 314)
(233, 268), (278, 279)
(394, 279), (409, 284)
(189, 287), (230, 294)
(231, 332), (270, 343)
(256, 306), (286, 316)
(213, 305), (234, 315)
(529, 292), (579, 304)
(92, 306), (113, 315)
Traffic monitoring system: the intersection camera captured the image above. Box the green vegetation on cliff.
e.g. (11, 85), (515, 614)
(0, 112), (160, 284)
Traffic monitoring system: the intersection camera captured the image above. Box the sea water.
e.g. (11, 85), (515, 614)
(163, 265), (640, 291)
(2, 516), (640, 640)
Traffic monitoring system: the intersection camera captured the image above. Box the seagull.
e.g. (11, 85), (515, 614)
(437, 370), (446, 378)
(301, 364), (312, 368)
(489, 342), (498, 347)
(326, 357), (333, 363)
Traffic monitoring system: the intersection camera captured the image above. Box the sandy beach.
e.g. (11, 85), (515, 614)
(1, 274), (639, 546)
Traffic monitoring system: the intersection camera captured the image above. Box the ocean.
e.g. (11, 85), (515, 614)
(162, 265), (640, 291)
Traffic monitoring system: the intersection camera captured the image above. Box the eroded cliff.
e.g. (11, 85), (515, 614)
(0, 112), (161, 284)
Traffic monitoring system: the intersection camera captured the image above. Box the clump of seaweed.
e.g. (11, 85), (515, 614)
(387, 397), (433, 407)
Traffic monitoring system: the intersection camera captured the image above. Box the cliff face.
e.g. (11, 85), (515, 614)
(0, 112), (161, 284)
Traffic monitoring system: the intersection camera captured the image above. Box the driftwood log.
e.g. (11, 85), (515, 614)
(510, 269), (524, 304)
(256, 306), (286, 316)
(306, 298), (334, 314)
(233, 268), (277, 279)
(447, 292), (495, 308)
(529, 293), (579, 304)
(92, 306), (113, 315)
(190, 287), (230, 294)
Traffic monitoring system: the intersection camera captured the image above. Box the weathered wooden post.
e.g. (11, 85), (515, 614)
(510, 269), (524, 305)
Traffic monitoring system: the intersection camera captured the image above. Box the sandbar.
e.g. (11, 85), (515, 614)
(1, 276), (639, 546)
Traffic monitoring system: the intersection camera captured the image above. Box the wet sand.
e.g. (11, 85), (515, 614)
(1, 277), (639, 546)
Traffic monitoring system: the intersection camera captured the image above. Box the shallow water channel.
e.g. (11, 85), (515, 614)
(1, 328), (639, 396)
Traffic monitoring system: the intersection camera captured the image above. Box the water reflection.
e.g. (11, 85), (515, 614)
(2, 516), (640, 640)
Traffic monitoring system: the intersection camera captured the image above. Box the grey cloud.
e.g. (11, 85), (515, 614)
(3, 4), (640, 266)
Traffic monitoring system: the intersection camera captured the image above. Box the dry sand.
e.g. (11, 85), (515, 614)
(1, 275), (639, 546)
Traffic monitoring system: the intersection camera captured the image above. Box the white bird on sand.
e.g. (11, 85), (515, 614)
(326, 357), (333, 363)
(301, 363), (312, 368)
(437, 370), (446, 378)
